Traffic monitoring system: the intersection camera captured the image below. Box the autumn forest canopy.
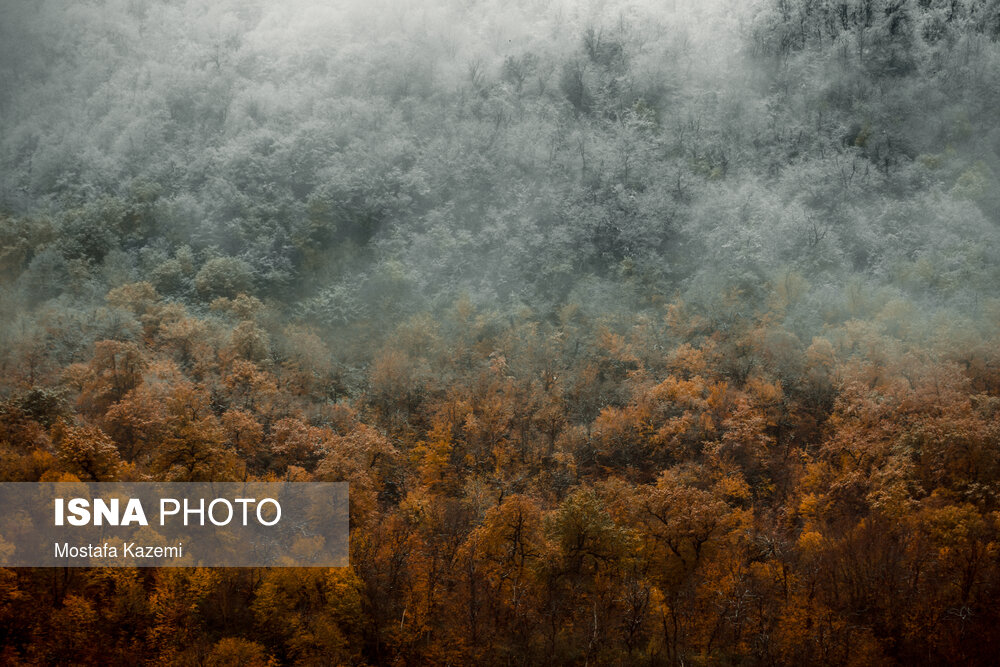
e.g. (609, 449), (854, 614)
(1, 0), (1000, 664)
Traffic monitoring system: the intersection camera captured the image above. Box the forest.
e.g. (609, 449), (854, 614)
(1, 0), (999, 664)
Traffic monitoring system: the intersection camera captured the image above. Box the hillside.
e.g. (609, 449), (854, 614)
(1, 1), (999, 664)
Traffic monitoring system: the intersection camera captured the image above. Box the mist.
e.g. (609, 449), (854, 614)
(2, 0), (997, 344)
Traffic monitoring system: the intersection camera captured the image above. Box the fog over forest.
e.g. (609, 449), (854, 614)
(5, 0), (996, 336)
(1, 0), (1000, 665)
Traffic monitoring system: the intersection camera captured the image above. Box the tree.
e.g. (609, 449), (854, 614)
(77, 340), (146, 416)
(153, 383), (238, 481)
(252, 568), (365, 665)
(206, 638), (276, 667)
(194, 258), (255, 300)
(53, 420), (121, 481)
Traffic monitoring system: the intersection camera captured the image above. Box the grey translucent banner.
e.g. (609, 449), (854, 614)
(0, 483), (348, 567)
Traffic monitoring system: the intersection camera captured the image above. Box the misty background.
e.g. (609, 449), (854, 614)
(0, 0), (998, 380)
